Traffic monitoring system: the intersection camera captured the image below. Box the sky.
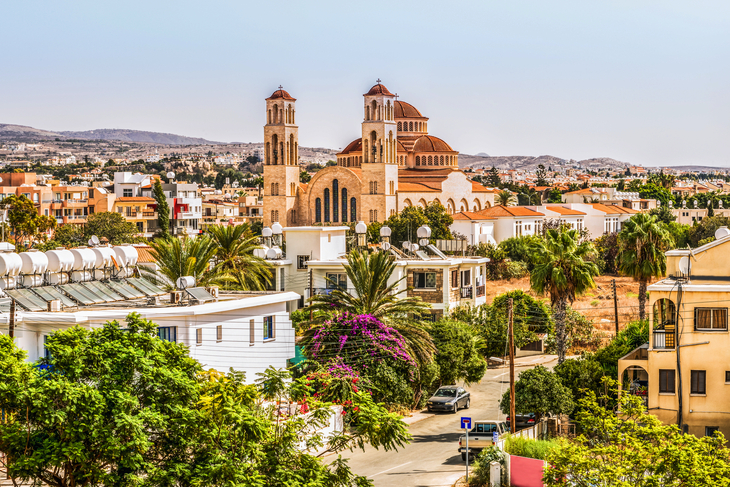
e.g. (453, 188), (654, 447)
(1, 0), (729, 167)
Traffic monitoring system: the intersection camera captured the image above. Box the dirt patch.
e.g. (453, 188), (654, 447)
(483, 275), (652, 337)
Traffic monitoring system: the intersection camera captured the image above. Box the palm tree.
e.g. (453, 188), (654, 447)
(206, 224), (272, 290)
(145, 235), (224, 290)
(618, 213), (674, 321)
(302, 249), (435, 365)
(496, 190), (518, 207)
(530, 228), (600, 363)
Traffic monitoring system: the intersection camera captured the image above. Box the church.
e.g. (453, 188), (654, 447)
(262, 81), (496, 227)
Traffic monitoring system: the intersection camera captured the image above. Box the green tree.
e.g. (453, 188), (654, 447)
(530, 228), (600, 363)
(648, 204), (676, 224)
(0, 314), (202, 487)
(214, 168), (245, 189)
(499, 365), (574, 423)
(299, 170), (312, 183)
(554, 357), (606, 402)
(496, 190), (518, 206)
(152, 178), (170, 239)
(206, 223), (272, 290)
(617, 213), (674, 320)
(52, 224), (86, 247)
(637, 182), (673, 206)
(0, 194), (56, 250)
(303, 249), (435, 366)
(535, 164), (548, 186)
(544, 379), (730, 486)
(547, 187), (563, 203)
(381, 202), (452, 249)
(487, 166), (501, 187)
(84, 211), (141, 245)
(687, 215), (730, 247)
(429, 319), (487, 386)
(146, 235), (224, 290)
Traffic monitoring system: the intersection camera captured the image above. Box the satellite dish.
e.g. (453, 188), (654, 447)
(88, 235), (100, 246)
(715, 226), (730, 240)
(678, 256), (691, 276)
(166, 172), (175, 180)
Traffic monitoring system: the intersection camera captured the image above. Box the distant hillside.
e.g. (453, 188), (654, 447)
(0, 124), (63, 141)
(459, 154), (631, 172)
(58, 128), (223, 145)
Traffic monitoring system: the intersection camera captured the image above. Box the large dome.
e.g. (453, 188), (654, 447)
(267, 88), (296, 101)
(413, 135), (454, 153)
(339, 138), (362, 154)
(365, 83), (394, 96)
(394, 100), (426, 119)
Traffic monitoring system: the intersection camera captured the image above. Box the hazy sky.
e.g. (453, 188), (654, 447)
(1, 1), (728, 166)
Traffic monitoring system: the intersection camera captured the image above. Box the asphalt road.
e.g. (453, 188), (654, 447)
(342, 355), (559, 487)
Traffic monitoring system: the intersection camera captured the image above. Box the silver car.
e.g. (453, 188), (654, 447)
(426, 386), (470, 413)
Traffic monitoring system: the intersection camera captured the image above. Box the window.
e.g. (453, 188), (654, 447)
(315, 198), (322, 223)
(157, 327), (177, 342)
(341, 188), (348, 222)
(461, 270), (471, 287)
(324, 188), (330, 222)
(659, 369), (675, 393)
(332, 180), (339, 222)
(515, 220), (523, 236)
(123, 189), (133, 197)
(297, 255), (309, 270)
(451, 269), (459, 288)
(326, 272), (347, 290)
(706, 426), (720, 437)
(414, 272), (436, 289)
(726, 371), (730, 383)
(264, 316), (275, 340)
(695, 308), (728, 330)
(350, 197), (357, 222)
(691, 370), (706, 395)
(43, 335), (52, 360)
(216, 325), (222, 342)
(196, 328), (203, 346)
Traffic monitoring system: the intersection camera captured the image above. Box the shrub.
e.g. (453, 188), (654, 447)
(590, 300), (599, 307)
(469, 446), (507, 487)
(504, 435), (560, 461)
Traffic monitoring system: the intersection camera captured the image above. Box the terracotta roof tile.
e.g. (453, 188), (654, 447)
(134, 245), (156, 263)
(545, 206), (586, 216)
(394, 100), (426, 119)
(398, 182), (440, 192)
(471, 181), (497, 193)
(117, 197), (156, 202)
(413, 135), (455, 153)
(452, 211), (496, 221)
(472, 205), (544, 218)
(365, 83), (393, 96)
(267, 88), (296, 101)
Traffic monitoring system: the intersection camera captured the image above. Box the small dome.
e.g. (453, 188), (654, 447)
(365, 83), (394, 96)
(267, 88), (296, 101)
(339, 138), (362, 155)
(395, 100), (426, 119)
(397, 140), (406, 152)
(413, 135), (454, 153)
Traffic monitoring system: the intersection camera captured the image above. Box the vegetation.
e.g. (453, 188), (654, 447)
(687, 215), (730, 247)
(470, 242), (529, 280)
(554, 356), (606, 402)
(544, 379), (730, 486)
(529, 228), (600, 363)
(468, 446), (508, 487)
(499, 365), (574, 423)
(617, 213), (674, 320)
(206, 223), (272, 290)
(84, 211), (143, 245)
(504, 435), (560, 461)
(152, 178), (170, 239)
(375, 202), (453, 249)
(428, 319), (487, 387)
(0, 194), (56, 250)
(146, 234), (223, 290)
(496, 190), (518, 206)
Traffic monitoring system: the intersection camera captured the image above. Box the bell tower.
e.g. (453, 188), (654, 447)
(361, 80), (398, 223)
(263, 86), (300, 227)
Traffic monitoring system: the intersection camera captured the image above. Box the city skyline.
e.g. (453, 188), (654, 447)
(1, 0), (728, 166)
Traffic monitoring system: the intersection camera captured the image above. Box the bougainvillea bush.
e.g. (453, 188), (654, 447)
(306, 312), (419, 407)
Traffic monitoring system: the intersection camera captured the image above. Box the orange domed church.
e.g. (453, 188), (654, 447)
(263, 81), (495, 226)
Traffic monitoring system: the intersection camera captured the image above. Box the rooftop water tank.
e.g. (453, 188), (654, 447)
(92, 246), (116, 268)
(47, 273), (69, 286)
(0, 253), (22, 276)
(20, 250), (49, 275)
(70, 247), (96, 271)
(46, 249), (74, 273)
(176, 276), (195, 290)
(0, 277), (17, 290)
(114, 245), (139, 267)
(265, 247), (283, 260)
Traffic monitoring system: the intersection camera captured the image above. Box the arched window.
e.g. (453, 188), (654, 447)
(341, 188), (348, 222)
(332, 179), (339, 222)
(409, 121), (413, 131)
(371, 100), (378, 120)
(440, 155), (444, 165)
(290, 182), (295, 196)
(350, 197), (357, 222)
(315, 198), (321, 223)
(268, 110), (272, 124)
(428, 155), (433, 165)
(291, 209), (296, 224)
(416, 156), (420, 165)
(398, 121), (402, 130)
(324, 188), (330, 222)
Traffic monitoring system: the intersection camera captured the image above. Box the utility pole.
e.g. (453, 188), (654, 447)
(612, 279), (619, 335)
(308, 268), (313, 321)
(508, 297), (515, 433)
(8, 298), (15, 339)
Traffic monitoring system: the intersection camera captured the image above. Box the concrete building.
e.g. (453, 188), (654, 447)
(618, 229), (730, 438)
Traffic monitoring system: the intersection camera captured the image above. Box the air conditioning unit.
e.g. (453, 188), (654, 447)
(47, 299), (62, 312)
(206, 286), (219, 298)
(147, 296), (160, 306)
(170, 291), (182, 304)
(190, 299), (203, 306)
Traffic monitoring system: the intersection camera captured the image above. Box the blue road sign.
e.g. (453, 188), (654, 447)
(461, 417), (471, 429)
(492, 431), (499, 443)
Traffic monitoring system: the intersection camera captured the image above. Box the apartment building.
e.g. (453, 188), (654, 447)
(618, 229), (730, 438)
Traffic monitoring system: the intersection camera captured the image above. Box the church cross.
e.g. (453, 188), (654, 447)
(376, 78), (381, 84)
(395, 93), (399, 102)
(278, 85), (283, 90)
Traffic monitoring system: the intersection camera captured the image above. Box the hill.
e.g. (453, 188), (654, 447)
(0, 124), (64, 141)
(58, 128), (223, 145)
(459, 154), (631, 173)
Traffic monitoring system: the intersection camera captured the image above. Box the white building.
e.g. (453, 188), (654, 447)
(450, 205), (545, 246)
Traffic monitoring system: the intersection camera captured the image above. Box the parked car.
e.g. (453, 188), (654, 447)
(506, 413), (536, 431)
(426, 386), (470, 413)
(458, 420), (508, 461)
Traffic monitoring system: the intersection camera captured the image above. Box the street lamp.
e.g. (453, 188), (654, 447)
(417, 225), (431, 247)
(271, 221), (283, 247)
(355, 221), (367, 247)
(380, 225), (391, 250)
(262, 226), (273, 247)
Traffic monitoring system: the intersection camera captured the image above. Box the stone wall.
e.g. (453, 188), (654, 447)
(406, 268), (443, 303)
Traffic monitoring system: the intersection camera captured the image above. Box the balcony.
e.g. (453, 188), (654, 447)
(178, 211), (196, 219)
(460, 286), (473, 299)
(63, 199), (88, 208)
(476, 285), (486, 297)
(653, 329), (675, 349)
(140, 211), (157, 218)
(313, 287), (356, 296)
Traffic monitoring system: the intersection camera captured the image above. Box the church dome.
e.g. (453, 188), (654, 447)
(394, 100), (426, 119)
(413, 135), (454, 152)
(365, 83), (393, 96)
(339, 138), (362, 154)
(267, 88), (296, 101)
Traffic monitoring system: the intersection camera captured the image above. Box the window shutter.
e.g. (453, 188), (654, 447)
(250, 319), (255, 344)
(272, 316), (276, 339)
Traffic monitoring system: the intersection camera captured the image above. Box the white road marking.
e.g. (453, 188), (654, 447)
(493, 371), (509, 378)
(371, 462), (413, 477)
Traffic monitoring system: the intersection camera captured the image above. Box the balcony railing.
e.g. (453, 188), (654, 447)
(476, 285), (486, 297)
(460, 286), (473, 299)
(312, 287), (356, 296)
(653, 329), (675, 349)
(141, 211), (156, 218)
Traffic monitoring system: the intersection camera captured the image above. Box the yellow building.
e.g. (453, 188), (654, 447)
(113, 197), (159, 238)
(619, 228), (730, 438)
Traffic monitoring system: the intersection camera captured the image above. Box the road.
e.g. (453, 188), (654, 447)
(342, 355), (558, 487)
